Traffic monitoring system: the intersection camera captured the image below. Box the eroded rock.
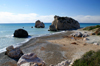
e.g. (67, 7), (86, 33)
(35, 20), (45, 28)
(6, 45), (23, 59)
(49, 15), (80, 31)
(17, 53), (45, 66)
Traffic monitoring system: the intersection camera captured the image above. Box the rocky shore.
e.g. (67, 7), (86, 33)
(0, 16), (100, 66)
(0, 28), (100, 66)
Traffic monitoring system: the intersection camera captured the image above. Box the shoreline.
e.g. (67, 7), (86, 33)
(0, 30), (74, 66)
(0, 30), (66, 53)
(1, 28), (100, 66)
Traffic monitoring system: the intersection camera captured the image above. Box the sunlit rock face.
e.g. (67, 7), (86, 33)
(49, 15), (80, 31)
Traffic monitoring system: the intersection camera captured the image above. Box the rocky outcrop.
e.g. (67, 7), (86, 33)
(48, 25), (57, 31)
(35, 20), (45, 28)
(14, 29), (28, 38)
(70, 32), (89, 37)
(49, 15), (80, 31)
(17, 53), (45, 66)
(6, 45), (23, 59)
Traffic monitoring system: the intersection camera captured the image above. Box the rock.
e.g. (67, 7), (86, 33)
(82, 33), (89, 37)
(48, 25), (57, 31)
(35, 20), (45, 28)
(55, 60), (71, 66)
(49, 15), (80, 31)
(14, 29), (28, 38)
(30, 63), (38, 66)
(70, 32), (89, 37)
(71, 42), (78, 45)
(83, 38), (89, 41)
(6, 45), (23, 59)
(91, 33), (95, 35)
(31, 26), (33, 28)
(93, 43), (99, 45)
(71, 32), (82, 37)
(17, 53), (45, 66)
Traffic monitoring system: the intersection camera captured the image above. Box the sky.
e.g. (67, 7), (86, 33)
(0, 0), (100, 23)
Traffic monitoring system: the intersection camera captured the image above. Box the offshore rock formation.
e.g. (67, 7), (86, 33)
(17, 53), (45, 66)
(35, 20), (45, 28)
(14, 29), (28, 38)
(49, 15), (80, 31)
(6, 45), (23, 59)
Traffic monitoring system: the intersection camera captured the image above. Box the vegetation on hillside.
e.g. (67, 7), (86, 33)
(83, 25), (100, 30)
(72, 50), (100, 66)
(83, 25), (100, 35)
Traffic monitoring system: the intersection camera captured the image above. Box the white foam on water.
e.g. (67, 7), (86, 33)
(0, 30), (67, 53)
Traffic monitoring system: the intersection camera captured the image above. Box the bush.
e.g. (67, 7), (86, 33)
(72, 50), (100, 66)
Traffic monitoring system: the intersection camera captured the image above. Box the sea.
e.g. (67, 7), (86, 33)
(0, 23), (100, 53)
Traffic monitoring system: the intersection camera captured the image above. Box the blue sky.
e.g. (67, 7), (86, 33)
(0, 0), (100, 23)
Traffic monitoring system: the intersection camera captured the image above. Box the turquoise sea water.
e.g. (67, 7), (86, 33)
(0, 23), (100, 52)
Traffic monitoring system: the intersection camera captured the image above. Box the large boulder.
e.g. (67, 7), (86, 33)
(35, 20), (45, 28)
(14, 29), (28, 38)
(17, 53), (45, 66)
(48, 25), (57, 31)
(49, 15), (80, 31)
(6, 45), (23, 59)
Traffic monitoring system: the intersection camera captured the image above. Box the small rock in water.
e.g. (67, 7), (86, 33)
(14, 29), (28, 38)
(31, 26), (33, 28)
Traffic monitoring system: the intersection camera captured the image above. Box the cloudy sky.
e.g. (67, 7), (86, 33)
(0, 0), (100, 23)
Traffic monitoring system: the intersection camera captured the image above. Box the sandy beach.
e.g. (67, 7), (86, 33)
(0, 29), (100, 66)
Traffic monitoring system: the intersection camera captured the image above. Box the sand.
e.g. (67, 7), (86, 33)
(0, 30), (100, 66)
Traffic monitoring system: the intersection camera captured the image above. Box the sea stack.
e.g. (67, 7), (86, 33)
(14, 29), (28, 38)
(49, 15), (80, 31)
(35, 20), (45, 28)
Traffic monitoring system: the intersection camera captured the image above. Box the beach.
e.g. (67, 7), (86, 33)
(0, 28), (100, 66)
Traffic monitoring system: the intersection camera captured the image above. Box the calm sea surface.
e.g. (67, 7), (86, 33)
(0, 23), (100, 52)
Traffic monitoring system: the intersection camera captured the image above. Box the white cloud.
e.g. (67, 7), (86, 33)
(0, 12), (100, 23)
(0, 12), (54, 23)
(72, 15), (100, 23)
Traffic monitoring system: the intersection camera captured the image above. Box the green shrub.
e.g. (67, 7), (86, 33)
(72, 50), (100, 66)
(95, 25), (100, 28)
